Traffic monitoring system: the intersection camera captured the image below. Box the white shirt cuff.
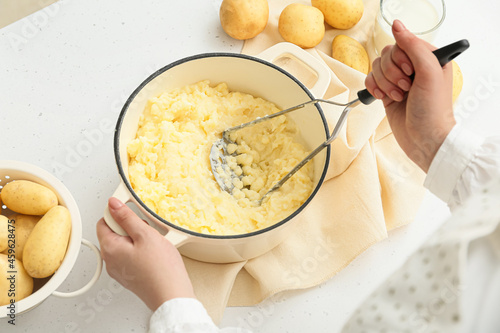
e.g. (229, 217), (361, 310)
(149, 298), (218, 333)
(424, 124), (484, 206)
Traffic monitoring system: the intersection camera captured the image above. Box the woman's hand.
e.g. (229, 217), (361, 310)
(365, 20), (455, 172)
(96, 197), (195, 311)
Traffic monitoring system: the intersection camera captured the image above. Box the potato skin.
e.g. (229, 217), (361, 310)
(220, 0), (269, 40)
(0, 254), (33, 305)
(23, 206), (71, 278)
(1, 180), (58, 215)
(0, 215), (8, 252)
(278, 4), (325, 48)
(312, 0), (364, 30)
(331, 35), (369, 74)
(452, 61), (463, 103)
(1, 214), (40, 261)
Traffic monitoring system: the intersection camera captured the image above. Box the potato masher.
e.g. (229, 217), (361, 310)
(210, 39), (470, 204)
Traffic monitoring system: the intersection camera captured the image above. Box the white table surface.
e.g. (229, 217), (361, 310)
(1, 0), (499, 332)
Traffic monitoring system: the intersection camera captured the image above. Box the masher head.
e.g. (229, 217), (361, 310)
(209, 137), (239, 194)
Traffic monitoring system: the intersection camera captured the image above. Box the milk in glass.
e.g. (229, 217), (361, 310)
(373, 0), (442, 55)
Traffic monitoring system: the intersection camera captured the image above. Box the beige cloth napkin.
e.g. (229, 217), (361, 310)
(182, 0), (426, 323)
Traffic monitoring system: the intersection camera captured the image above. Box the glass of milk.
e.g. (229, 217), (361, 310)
(373, 0), (446, 55)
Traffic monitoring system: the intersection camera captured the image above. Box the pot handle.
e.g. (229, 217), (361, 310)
(103, 182), (190, 247)
(163, 228), (189, 247)
(52, 239), (103, 298)
(256, 42), (331, 98)
(103, 182), (132, 236)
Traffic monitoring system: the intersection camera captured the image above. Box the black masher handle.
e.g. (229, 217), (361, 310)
(357, 39), (470, 105)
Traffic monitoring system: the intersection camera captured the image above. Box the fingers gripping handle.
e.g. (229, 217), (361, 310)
(103, 182), (189, 247)
(103, 182), (130, 236)
(358, 39), (470, 105)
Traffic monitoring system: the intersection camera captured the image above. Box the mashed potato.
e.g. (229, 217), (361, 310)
(127, 80), (313, 235)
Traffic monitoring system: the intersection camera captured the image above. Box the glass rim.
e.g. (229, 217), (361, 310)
(380, 0), (447, 36)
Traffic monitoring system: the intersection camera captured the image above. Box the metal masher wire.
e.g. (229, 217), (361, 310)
(211, 97), (363, 205)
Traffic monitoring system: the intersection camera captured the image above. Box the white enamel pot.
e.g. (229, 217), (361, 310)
(103, 42), (332, 263)
(0, 160), (103, 318)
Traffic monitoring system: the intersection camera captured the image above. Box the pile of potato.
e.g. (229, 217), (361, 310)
(219, 0), (464, 101)
(219, 0), (369, 74)
(0, 180), (71, 306)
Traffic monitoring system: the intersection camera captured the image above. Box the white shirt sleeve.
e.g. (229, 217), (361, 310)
(149, 298), (251, 333)
(424, 123), (500, 209)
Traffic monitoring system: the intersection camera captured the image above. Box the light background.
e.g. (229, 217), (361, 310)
(1, 0), (499, 332)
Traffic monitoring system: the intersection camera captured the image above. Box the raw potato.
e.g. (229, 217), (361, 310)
(312, 0), (364, 30)
(452, 60), (463, 103)
(23, 206), (71, 278)
(1, 180), (58, 215)
(0, 254), (33, 305)
(1, 214), (40, 261)
(220, 0), (269, 40)
(0, 215), (8, 252)
(278, 4), (325, 48)
(331, 35), (369, 74)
